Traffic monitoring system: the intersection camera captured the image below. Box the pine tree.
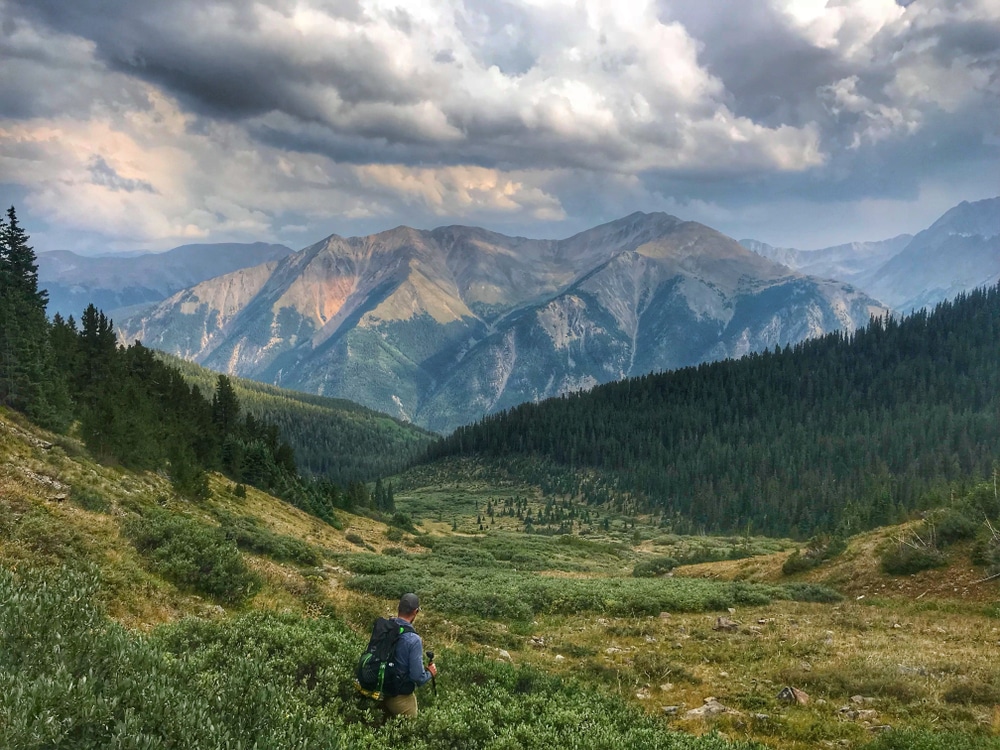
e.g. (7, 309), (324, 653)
(0, 207), (71, 429)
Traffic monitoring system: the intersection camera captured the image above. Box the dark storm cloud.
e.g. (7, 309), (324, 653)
(658, 0), (849, 128)
(7, 0), (428, 121)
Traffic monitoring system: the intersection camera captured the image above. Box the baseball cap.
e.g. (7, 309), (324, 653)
(399, 592), (420, 614)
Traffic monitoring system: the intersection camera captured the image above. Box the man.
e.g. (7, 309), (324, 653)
(382, 592), (437, 717)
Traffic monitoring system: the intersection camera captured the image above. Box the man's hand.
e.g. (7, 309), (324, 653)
(427, 662), (438, 678)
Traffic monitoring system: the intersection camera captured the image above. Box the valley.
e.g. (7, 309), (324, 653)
(3, 408), (999, 749)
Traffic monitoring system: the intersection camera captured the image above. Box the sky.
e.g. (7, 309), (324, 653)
(0, 0), (997, 255)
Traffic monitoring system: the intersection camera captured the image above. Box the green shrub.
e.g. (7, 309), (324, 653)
(781, 549), (813, 575)
(0, 566), (341, 749)
(389, 512), (417, 532)
(71, 486), (112, 513)
(385, 526), (404, 542)
(124, 512), (261, 605)
(943, 680), (1000, 705)
(933, 508), (980, 546)
(880, 544), (948, 575)
(632, 555), (678, 577)
(778, 582), (844, 603)
(216, 512), (321, 566)
(782, 535), (847, 575)
(345, 532), (366, 547)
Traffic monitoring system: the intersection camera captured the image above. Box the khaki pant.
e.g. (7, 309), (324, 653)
(382, 692), (418, 718)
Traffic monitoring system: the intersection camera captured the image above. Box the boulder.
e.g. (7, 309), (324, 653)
(777, 686), (810, 705)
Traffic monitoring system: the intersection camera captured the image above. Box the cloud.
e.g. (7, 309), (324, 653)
(355, 164), (566, 220)
(0, 0), (996, 251)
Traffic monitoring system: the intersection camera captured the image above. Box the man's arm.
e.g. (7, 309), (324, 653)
(402, 632), (433, 686)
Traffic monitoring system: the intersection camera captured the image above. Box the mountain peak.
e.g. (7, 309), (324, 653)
(926, 196), (1000, 239)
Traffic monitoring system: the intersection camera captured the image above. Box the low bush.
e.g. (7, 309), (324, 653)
(777, 582), (844, 603)
(216, 511), (322, 566)
(782, 535), (847, 575)
(932, 507), (980, 546)
(0, 563), (772, 750)
(943, 681), (1000, 705)
(71, 486), (112, 513)
(632, 555), (678, 577)
(880, 543), (948, 575)
(0, 565), (342, 749)
(124, 511), (261, 605)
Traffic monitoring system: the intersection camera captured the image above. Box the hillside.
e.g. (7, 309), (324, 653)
(3, 408), (999, 750)
(158, 353), (436, 484)
(426, 283), (1000, 537)
(118, 213), (884, 432)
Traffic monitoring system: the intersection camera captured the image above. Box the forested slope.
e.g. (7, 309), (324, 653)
(160, 354), (436, 485)
(428, 284), (1000, 537)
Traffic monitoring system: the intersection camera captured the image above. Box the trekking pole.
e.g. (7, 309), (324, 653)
(426, 650), (437, 696)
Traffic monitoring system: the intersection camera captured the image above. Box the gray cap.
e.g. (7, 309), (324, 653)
(398, 593), (420, 614)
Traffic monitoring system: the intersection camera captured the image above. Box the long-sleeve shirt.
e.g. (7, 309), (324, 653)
(391, 617), (432, 690)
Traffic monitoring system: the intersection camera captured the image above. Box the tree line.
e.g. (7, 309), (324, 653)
(426, 282), (1000, 537)
(0, 207), (388, 522)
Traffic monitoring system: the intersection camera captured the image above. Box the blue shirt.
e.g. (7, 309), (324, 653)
(391, 617), (432, 689)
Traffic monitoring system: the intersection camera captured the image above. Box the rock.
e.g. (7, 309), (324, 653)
(605, 646), (628, 654)
(856, 710), (879, 722)
(636, 688), (651, 700)
(777, 686), (810, 705)
(644, 635), (657, 643)
(869, 725), (892, 733)
(659, 612), (672, 619)
(713, 616), (739, 632)
(51, 493), (67, 502)
(530, 636), (546, 648)
(850, 695), (875, 705)
(728, 607), (736, 614)
(685, 698), (734, 718)
(659, 683), (674, 691)
(498, 649), (512, 662)
(554, 654), (565, 662)
(662, 705), (681, 715)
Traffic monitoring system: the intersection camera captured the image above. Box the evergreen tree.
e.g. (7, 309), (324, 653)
(0, 207), (71, 429)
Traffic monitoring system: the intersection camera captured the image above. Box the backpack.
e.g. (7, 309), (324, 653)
(354, 617), (414, 700)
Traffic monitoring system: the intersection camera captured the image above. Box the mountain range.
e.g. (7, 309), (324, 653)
(118, 213), (885, 432)
(38, 242), (294, 320)
(742, 197), (1000, 312)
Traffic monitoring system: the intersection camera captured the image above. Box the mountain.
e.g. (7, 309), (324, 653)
(119, 213), (886, 433)
(38, 242), (294, 319)
(859, 197), (1000, 312)
(740, 235), (912, 284)
(742, 196), (1000, 313)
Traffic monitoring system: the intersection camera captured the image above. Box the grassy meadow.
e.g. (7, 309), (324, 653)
(2, 409), (1000, 749)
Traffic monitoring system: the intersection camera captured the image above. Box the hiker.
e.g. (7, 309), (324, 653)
(378, 593), (437, 717)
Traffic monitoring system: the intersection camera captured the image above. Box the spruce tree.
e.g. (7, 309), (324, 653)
(0, 207), (70, 429)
